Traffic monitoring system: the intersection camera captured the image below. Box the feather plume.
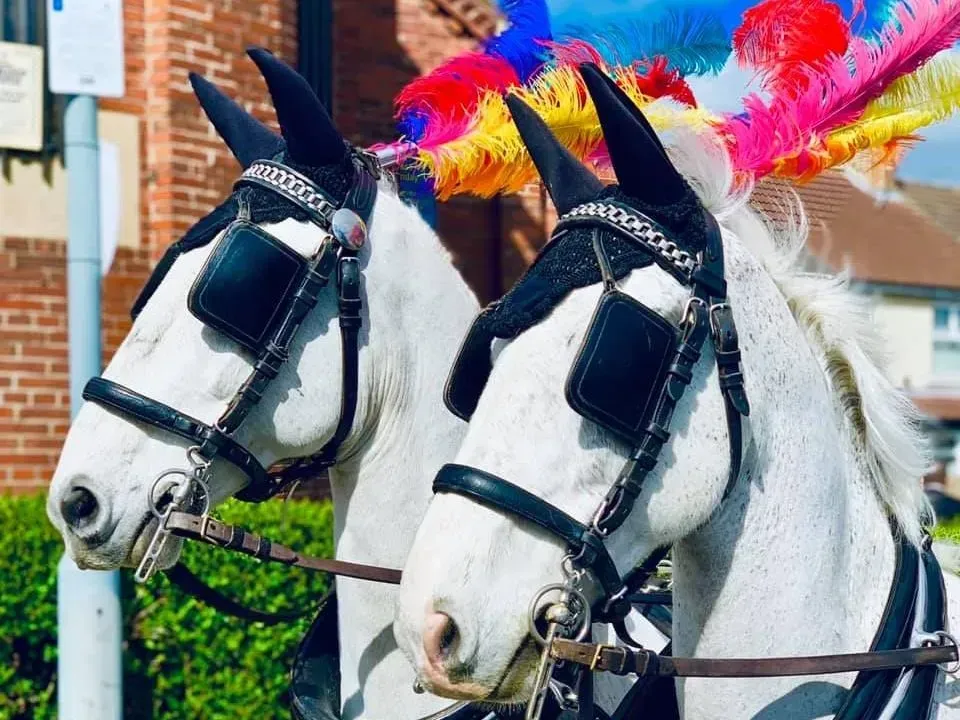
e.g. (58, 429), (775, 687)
(411, 65), (713, 199)
(556, 8), (731, 76)
(733, 0), (851, 94)
(395, 0), (550, 141)
(723, 0), (960, 178)
(395, 54), (521, 142)
(485, 0), (553, 82)
(811, 53), (960, 175)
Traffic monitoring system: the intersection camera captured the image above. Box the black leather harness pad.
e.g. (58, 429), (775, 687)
(444, 313), (498, 421)
(566, 290), (677, 445)
(188, 220), (307, 354)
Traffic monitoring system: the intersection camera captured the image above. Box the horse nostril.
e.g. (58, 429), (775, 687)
(424, 612), (461, 666)
(60, 486), (100, 530)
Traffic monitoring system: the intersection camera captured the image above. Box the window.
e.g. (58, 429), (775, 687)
(2, 0), (62, 159)
(933, 304), (960, 379)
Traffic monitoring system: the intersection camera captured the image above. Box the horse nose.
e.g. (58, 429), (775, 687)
(59, 485), (101, 530)
(424, 611), (461, 669)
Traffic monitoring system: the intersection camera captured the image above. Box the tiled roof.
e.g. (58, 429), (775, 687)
(750, 171), (960, 291)
(431, 0), (499, 39)
(899, 182), (960, 240)
(750, 171), (855, 227)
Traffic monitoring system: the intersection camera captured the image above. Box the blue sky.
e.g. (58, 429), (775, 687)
(544, 0), (960, 187)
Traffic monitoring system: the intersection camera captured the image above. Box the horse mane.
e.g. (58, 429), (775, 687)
(662, 121), (932, 545)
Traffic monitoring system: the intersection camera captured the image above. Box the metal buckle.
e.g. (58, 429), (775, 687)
(921, 630), (960, 674)
(709, 302), (732, 339)
(589, 645), (630, 674)
(683, 296), (707, 326)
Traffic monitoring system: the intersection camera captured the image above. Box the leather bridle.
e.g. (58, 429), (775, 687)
(429, 199), (959, 720)
(81, 153), (387, 588)
(435, 200), (746, 628)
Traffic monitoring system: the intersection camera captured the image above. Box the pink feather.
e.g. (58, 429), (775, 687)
(723, 0), (960, 178)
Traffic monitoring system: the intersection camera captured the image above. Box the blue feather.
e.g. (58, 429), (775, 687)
(849, 0), (902, 38)
(485, 0), (553, 82)
(556, 8), (731, 76)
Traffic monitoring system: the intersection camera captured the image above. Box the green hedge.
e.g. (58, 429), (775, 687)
(934, 517), (960, 545)
(0, 495), (334, 720)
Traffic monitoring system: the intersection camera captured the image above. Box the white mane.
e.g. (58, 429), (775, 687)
(662, 125), (932, 544)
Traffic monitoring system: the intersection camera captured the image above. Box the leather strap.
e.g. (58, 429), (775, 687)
(549, 638), (958, 678)
(433, 464), (624, 597)
(165, 561), (311, 625)
(216, 239), (341, 435)
(164, 511), (402, 585)
(82, 377), (280, 501)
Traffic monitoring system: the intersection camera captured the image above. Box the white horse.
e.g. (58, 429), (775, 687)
(395, 67), (960, 718)
(46, 50), (477, 719)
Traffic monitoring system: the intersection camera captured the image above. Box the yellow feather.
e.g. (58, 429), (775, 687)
(819, 53), (960, 172)
(414, 65), (715, 200)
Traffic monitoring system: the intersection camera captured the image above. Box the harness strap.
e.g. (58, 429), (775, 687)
(433, 464), (624, 597)
(548, 638), (958, 679)
(164, 510), (402, 584)
(164, 562), (311, 625)
(82, 377), (280, 501)
(216, 239), (341, 435)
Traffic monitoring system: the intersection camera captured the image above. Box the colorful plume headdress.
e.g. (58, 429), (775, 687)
(376, 0), (960, 197)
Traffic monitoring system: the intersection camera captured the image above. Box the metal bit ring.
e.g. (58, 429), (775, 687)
(147, 469), (191, 520)
(528, 583), (591, 647)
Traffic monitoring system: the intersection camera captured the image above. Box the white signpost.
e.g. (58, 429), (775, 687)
(49, 0), (125, 717)
(47, 0), (125, 98)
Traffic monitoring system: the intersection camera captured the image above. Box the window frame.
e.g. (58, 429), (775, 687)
(933, 304), (960, 381)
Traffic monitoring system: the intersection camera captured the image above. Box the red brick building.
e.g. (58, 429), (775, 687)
(0, 0), (557, 492)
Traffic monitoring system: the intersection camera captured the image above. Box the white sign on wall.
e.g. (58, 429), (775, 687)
(47, 0), (125, 98)
(0, 42), (44, 151)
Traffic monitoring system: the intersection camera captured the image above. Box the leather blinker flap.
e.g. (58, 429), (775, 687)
(443, 314), (498, 422)
(566, 290), (677, 445)
(188, 221), (308, 355)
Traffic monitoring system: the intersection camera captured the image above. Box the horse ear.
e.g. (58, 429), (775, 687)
(246, 46), (347, 167)
(579, 63), (686, 205)
(505, 94), (604, 215)
(189, 72), (284, 168)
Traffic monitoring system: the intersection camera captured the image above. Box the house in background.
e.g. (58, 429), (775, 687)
(754, 169), (960, 494)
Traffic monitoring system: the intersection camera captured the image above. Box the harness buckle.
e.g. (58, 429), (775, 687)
(590, 644), (630, 674)
(921, 630), (960, 674)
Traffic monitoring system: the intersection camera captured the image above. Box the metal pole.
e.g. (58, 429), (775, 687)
(57, 94), (123, 720)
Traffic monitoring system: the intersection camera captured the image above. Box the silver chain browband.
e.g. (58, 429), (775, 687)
(559, 201), (698, 276)
(236, 160), (338, 228)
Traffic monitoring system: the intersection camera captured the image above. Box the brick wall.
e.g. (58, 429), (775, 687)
(0, 240), (151, 491)
(0, 0), (296, 493)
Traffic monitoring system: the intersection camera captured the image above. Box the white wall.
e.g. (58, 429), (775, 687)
(0, 109), (139, 249)
(873, 296), (934, 390)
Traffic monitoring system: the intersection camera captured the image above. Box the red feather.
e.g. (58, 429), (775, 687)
(394, 52), (521, 142)
(634, 56), (698, 107)
(732, 0), (851, 95)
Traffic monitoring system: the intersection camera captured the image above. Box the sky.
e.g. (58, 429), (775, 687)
(543, 0), (960, 187)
